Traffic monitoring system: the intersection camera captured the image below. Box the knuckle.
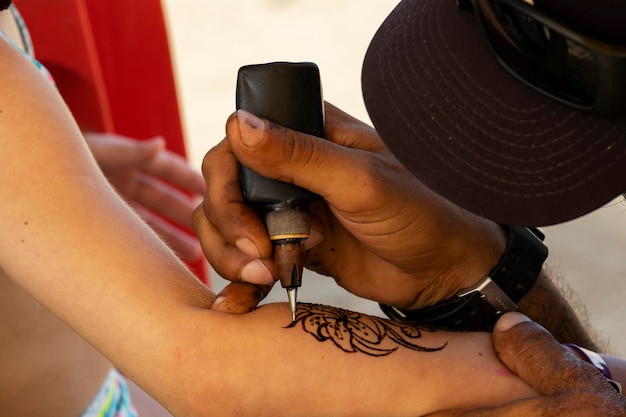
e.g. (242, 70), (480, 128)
(221, 178), (244, 203)
(496, 322), (561, 372)
(191, 203), (205, 227)
(201, 145), (219, 176)
(279, 127), (313, 169)
(274, 126), (327, 182)
(202, 139), (232, 176)
(348, 153), (399, 202)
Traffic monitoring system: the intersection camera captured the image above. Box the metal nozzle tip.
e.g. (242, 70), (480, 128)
(287, 287), (297, 322)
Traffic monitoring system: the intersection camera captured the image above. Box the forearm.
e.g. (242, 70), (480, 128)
(518, 267), (602, 351)
(408, 222), (600, 349)
(167, 303), (538, 417)
(434, 215), (599, 349)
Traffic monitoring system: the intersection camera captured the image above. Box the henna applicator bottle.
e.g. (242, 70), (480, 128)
(235, 62), (325, 321)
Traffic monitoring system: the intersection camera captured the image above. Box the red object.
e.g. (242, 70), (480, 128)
(16, 0), (209, 283)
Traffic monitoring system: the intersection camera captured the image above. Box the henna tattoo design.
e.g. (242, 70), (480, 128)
(286, 303), (447, 356)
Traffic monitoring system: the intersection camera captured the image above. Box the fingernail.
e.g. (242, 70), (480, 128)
(240, 260), (274, 285)
(212, 296), (226, 311)
(142, 136), (165, 149)
(237, 110), (265, 146)
(495, 312), (531, 332)
(235, 237), (261, 259)
(137, 137), (165, 158)
(150, 136), (166, 146)
(304, 227), (324, 250)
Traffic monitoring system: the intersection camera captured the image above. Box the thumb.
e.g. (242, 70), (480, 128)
(492, 312), (599, 396)
(226, 110), (338, 197)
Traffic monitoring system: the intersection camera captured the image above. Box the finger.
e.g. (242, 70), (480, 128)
(134, 204), (203, 261)
(142, 146), (206, 196)
(323, 101), (388, 151)
(201, 139), (273, 259)
(303, 213), (324, 250)
(493, 312), (613, 396)
(132, 172), (199, 228)
(211, 282), (273, 314)
(192, 204), (275, 285)
(226, 109), (386, 203)
(84, 133), (162, 171)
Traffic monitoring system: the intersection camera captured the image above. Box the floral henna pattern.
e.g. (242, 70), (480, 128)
(286, 303), (447, 356)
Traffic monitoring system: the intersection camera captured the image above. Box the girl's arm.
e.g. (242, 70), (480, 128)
(0, 35), (538, 417)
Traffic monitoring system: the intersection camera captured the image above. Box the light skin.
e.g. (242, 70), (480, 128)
(1, 7), (206, 414)
(0, 7), (197, 416)
(0, 30), (578, 417)
(83, 131), (205, 262)
(0, 6), (205, 264)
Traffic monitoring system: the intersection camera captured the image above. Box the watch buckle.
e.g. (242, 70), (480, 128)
(457, 277), (518, 315)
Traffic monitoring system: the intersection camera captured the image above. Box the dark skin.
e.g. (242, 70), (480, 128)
(192, 103), (622, 414)
(194, 103), (596, 347)
(195, 103), (507, 310)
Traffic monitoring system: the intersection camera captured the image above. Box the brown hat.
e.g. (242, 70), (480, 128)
(361, 0), (626, 226)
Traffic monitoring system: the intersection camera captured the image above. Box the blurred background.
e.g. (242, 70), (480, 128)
(161, 0), (626, 357)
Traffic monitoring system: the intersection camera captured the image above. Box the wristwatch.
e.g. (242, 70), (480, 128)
(380, 226), (548, 332)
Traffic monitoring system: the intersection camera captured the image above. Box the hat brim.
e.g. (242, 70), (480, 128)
(362, 0), (626, 226)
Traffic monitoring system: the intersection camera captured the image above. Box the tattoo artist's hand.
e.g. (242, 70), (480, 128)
(193, 102), (506, 313)
(426, 312), (626, 417)
(85, 132), (205, 261)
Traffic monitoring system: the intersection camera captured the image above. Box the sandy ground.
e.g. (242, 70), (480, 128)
(160, 0), (626, 358)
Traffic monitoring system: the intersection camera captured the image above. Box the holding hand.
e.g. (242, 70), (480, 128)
(193, 102), (506, 313)
(85, 132), (205, 261)
(426, 312), (626, 416)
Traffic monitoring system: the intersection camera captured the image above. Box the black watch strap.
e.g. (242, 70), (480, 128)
(380, 226), (548, 332)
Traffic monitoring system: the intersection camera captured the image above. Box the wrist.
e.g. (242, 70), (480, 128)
(517, 269), (604, 351)
(415, 218), (507, 308)
(381, 225), (547, 331)
(447, 219), (508, 292)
